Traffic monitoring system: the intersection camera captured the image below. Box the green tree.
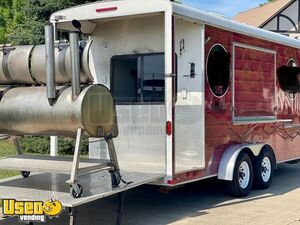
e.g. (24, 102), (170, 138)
(260, 0), (277, 6)
(2, 0), (97, 45)
(0, 0), (26, 44)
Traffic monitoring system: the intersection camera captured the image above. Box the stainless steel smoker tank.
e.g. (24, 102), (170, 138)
(0, 41), (93, 85)
(31, 41), (93, 84)
(0, 84), (118, 137)
(0, 45), (35, 85)
(0, 28), (125, 200)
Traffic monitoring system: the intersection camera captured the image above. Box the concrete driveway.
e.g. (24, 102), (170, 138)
(1, 162), (300, 225)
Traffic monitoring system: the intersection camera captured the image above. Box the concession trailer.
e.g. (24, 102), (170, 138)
(1, 0), (300, 224)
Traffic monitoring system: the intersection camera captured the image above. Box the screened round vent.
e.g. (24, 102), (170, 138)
(277, 58), (300, 100)
(206, 44), (230, 97)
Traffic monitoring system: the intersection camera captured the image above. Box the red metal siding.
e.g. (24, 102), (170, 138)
(173, 25), (300, 184)
(234, 46), (275, 117)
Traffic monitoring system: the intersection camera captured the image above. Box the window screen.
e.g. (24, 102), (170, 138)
(112, 54), (165, 104)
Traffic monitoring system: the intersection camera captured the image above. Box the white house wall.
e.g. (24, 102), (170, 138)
(263, 18), (277, 31)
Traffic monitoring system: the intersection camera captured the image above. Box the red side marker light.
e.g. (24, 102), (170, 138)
(96, 7), (118, 13)
(167, 179), (175, 185)
(166, 121), (172, 136)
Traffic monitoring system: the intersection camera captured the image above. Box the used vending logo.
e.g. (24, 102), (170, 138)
(2, 199), (63, 223)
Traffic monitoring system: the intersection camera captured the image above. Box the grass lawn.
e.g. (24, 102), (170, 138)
(0, 140), (19, 180)
(0, 140), (19, 208)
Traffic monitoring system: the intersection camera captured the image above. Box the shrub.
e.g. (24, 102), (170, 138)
(20, 136), (50, 154)
(20, 136), (89, 155)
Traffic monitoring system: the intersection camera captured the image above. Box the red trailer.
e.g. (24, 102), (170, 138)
(77, 0), (300, 197)
(2, 2), (300, 224)
(74, 0), (300, 197)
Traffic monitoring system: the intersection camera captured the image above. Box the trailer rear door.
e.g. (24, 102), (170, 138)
(174, 18), (205, 173)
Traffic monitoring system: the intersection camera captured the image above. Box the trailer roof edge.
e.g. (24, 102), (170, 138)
(51, 0), (300, 49)
(172, 2), (300, 49)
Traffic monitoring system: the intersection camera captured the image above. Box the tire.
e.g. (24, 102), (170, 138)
(70, 184), (83, 198)
(253, 149), (275, 189)
(227, 152), (253, 197)
(21, 171), (30, 178)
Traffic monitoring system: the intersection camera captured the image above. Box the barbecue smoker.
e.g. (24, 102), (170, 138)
(0, 23), (125, 198)
(4, 0), (300, 224)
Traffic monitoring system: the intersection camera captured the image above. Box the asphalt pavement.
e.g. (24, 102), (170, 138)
(1, 162), (300, 225)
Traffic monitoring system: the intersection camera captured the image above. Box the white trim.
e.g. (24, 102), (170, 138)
(232, 42), (236, 120)
(232, 118), (292, 125)
(275, 51), (278, 112)
(200, 23), (206, 170)
(232, 42), (277, 54)
(165, 10), (174, 181)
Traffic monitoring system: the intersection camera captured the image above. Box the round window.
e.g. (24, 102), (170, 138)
(206, 44), (230, 97)
(286, 58), (297, 100)
(287, 58), (297, 67)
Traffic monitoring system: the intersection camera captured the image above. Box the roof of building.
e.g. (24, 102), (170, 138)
(234, 0), (292, 27)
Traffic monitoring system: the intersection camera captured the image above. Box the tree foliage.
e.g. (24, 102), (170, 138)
(0, 0), (26, 44)
(20, 136), (89, 155)
(260, 0), (277, 7)
(0, 0), (97, 45)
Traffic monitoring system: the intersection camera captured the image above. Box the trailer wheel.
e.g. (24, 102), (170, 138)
(70, 184), (83, 198)
(227, 152), (253, 197)
(21, 171), (30, 178)
(253, 149), (275, 189)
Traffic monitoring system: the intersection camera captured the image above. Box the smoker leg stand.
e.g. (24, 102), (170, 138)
(106, 137), (133, 187)
(69, 208), (78, 225)
(68, 128), (84, 198)
(105, 137), (120, 171)
(116, 192), (127, 225)
(105, 137), (121, 187)
(13, 137), (23, 155)
(14, 137), (31, 178)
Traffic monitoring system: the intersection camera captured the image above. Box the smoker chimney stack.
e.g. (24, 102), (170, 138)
(69, 32), (81, 99)
(45, 24), (56, 105)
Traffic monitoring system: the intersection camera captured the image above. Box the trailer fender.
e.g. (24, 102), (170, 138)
(217, 143), (273, 181)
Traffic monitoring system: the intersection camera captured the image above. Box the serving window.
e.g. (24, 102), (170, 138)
(233, 43), (276, 119)
(111, 53), (165, 104)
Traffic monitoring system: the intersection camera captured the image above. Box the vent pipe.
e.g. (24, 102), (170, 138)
(69, 32), (81, 99)
(45, 24), (56, 105)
